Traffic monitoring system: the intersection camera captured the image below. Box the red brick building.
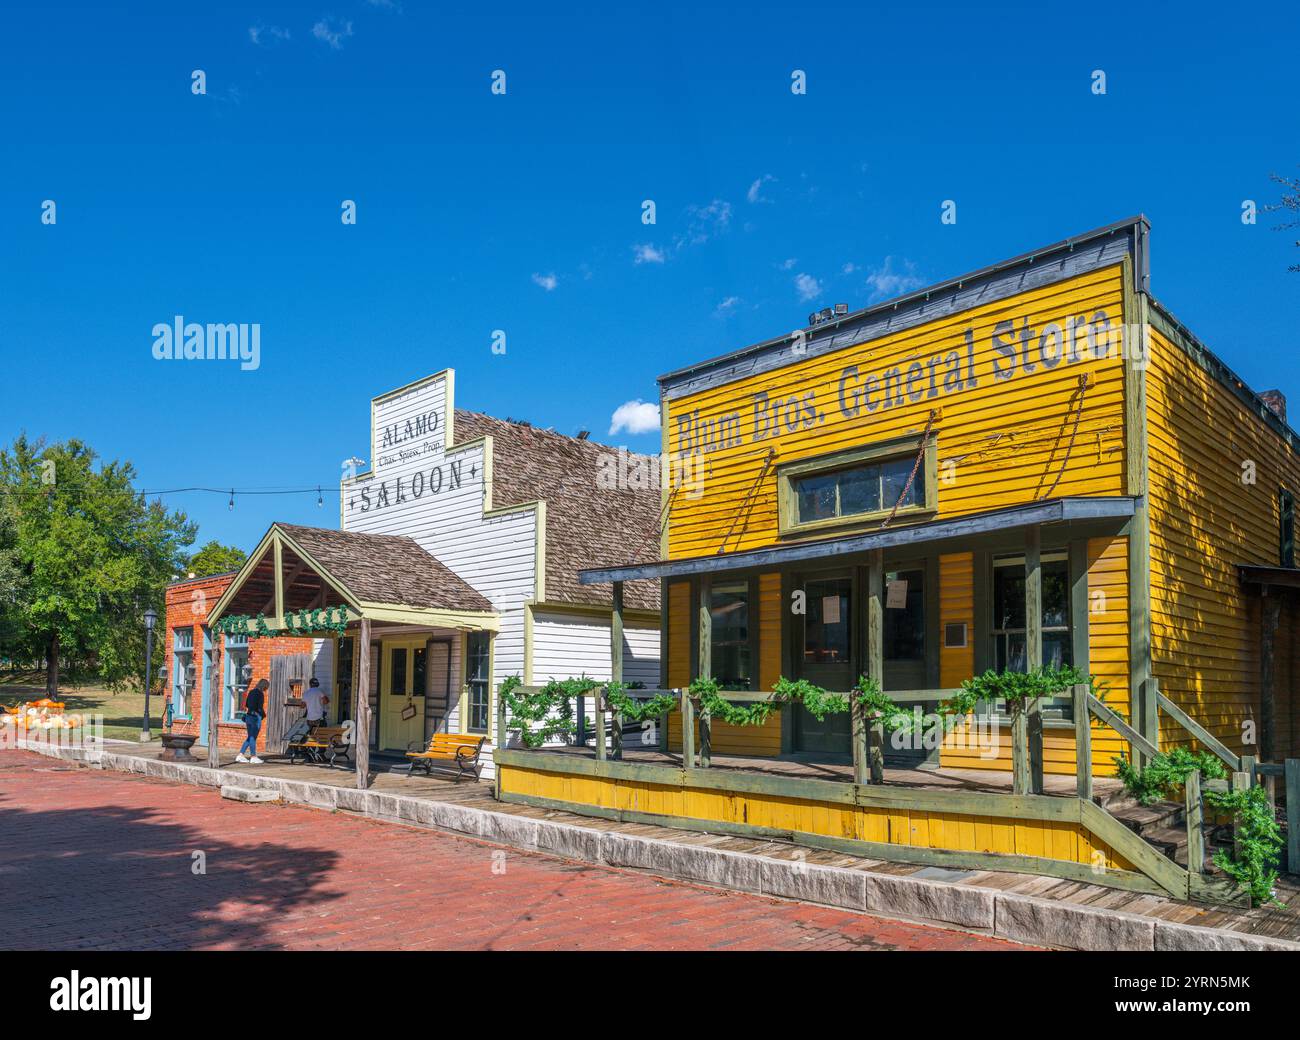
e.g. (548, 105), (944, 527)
(163, 572), (313, 751)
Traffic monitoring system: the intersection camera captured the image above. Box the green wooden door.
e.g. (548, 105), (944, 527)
(794, 574), (853, 755)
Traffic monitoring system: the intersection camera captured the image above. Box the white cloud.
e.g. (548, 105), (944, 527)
(632, 243), (665, 265)
(842, 262), (858, 275)
(681, 199), (732, 246)
(249, 24), (290, 46)
(864, 256), (924, 301)
(531, 272), (558, 291)
(714, 295), (741, 315)
(746, 174), (776, 204)
(609, 399), (661, 436)
(777, 257), (797, 271)
(312, 17), (354, 50)
(794, 272), (822, 302)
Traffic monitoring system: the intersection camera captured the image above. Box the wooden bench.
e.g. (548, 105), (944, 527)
(403, 733), (487, 782)
(287, 725), (352, 768)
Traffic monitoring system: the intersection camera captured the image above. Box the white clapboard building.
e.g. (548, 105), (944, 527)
(315, 369), (663, 775)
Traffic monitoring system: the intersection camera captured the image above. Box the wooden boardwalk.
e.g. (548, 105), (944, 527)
(57, 739), (1300, 945)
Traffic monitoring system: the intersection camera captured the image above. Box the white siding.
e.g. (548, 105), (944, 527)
(533, 610), (661, 687)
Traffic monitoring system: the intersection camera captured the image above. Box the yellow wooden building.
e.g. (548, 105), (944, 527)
(580, 216), (1297, 776)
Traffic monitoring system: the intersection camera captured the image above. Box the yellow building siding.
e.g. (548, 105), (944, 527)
(938, 552), (974, 689)
(665, 265), (1129, 559)
(1146, 328), (1300, 758)
(499, 764), (1135, 871)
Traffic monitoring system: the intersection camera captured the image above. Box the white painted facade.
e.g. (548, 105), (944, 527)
(336, 370), (660, 775)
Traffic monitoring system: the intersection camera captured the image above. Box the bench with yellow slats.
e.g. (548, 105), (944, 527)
(403, 732), (487, 782)
(287, 725), (352, 768)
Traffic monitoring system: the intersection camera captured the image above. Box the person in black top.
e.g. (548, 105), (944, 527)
(237, 678), (269, 764)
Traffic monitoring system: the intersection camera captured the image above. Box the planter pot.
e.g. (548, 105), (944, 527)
(160, 732), (197, 761)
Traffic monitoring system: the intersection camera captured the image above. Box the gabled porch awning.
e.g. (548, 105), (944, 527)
(208, 522), (499, 631)
(578, 495), (1137, 585)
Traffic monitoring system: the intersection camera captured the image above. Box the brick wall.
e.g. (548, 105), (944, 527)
(163, 573), (315, 750)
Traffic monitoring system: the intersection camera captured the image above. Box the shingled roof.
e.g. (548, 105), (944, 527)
(277, 523), (495, 613)
(454, 411), (661, 611)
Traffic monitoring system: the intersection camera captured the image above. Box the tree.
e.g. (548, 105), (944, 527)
(187, 540), (247, 578)
(1266, 169), (1300, 272)
(0, 499), (26, 659)
(0, 436), (196, 695)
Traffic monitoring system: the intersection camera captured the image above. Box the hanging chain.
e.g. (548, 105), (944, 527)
(880, 410), (939, 529)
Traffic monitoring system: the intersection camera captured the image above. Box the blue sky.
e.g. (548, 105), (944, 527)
(2, 0), (1297, 556)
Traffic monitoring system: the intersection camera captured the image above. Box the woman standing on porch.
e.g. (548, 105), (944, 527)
(237, 679), (269, 765)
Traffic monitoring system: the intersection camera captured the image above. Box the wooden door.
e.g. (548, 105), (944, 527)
(381, 641), (425, 751)
(266, 653), (312, 754)
(794, 574), (853, 755)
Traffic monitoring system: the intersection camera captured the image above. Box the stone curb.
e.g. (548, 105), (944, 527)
(17, 739), (1299, 952)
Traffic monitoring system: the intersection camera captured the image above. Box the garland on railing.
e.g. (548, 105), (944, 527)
(1114, 747), (1226, 806)
(496, 674), (583, 748)
(690, 677), (780, 727)
(939, 665), (1088, 718)
(216, 605), (350, 639)
(604, 682), (679, 723)
(1114, 748), (1281, 905)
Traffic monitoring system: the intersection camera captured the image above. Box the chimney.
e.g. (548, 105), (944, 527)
(1260, 390), (1287, 423)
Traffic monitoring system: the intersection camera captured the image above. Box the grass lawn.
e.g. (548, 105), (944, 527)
(0, 670), (164, 741)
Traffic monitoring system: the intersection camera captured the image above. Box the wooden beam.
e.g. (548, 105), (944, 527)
(273, 535), (285, 624)
(680, 687), (695, 768)
(1024, 525), (1043, 795)
(1185, 766), (1204, 874)
(1287, 758), (1300, 879)
(1261, 588), (1281, 763)
(1155, 688), (1242, 772)
(867, 550), (884, 783)
(1089, 692), (1159, 761)
(1074, 684), (1092, 802)
(207, 649), (221, 768)
(355, 618), (371, 790)
(577, 497), (1138, 584)
(610, 581), (624, 760)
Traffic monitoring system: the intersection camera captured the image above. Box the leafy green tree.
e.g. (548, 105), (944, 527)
(187, 540), (247, 578)
(0, 435), (196, 695)
(0, 499), (26, 658)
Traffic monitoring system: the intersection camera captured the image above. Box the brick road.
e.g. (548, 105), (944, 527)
(0, 749), (1033, 951)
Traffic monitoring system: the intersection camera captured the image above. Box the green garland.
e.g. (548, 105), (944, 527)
(1205, 783), (1283, 905)
(1113, 747), (1227, 806)
(604, 682), (678, 723)
(496, 674), (582, 748)
(690, 677), (780, 727)
(216, 604), (350, 640)
(940, 665), (1086, 718)
(1114, 748), (1281, 905)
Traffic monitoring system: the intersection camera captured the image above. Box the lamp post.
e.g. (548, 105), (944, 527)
(142, 607), (158, 743)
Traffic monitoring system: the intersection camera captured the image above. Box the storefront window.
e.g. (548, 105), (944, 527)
(710, 581), (751, 690)
(223, 634), (250, 720)
(466, 632), (490, 733)
(793, 457), (922, 525)
(991, 553), (1072, 717)
(172, 628), (194, 717)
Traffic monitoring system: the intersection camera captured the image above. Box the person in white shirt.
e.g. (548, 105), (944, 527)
(304, 678), (330, 726)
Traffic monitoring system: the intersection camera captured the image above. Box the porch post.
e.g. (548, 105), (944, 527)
(355, 618), (371, 790)
(207, 632), (221, 768)
(610, 580), (624, 760)
(866, 549), (884, 783)
(697, 575), (711, 768)
(273, 534), (285, 626)
(1260, 586), (1280, 763)
(1022, 526), (1044, 795)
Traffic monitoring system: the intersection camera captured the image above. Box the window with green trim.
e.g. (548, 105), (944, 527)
(777, 434), (936, 535)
